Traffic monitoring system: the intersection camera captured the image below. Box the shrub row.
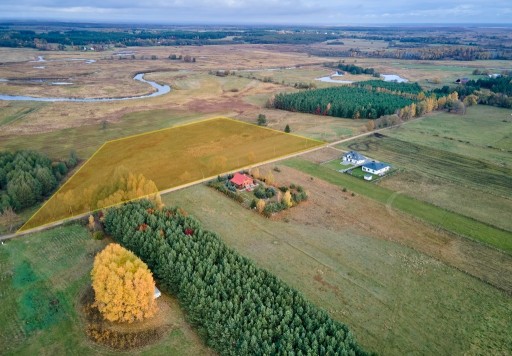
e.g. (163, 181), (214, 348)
(207, 181), (244, 203)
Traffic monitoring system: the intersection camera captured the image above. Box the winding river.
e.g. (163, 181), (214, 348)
(0, 73), (171, 102)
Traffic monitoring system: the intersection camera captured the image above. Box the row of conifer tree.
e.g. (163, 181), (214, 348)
(104, 200), (369, 355)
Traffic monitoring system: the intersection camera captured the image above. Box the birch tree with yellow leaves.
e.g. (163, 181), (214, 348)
(91, 243), (157, 323)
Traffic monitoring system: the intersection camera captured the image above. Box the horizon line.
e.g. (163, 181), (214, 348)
(1, 19), (511, 28)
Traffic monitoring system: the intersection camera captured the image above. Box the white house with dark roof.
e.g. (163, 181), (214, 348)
(362, 161), (390, 176)
(342, 151), (367, 165)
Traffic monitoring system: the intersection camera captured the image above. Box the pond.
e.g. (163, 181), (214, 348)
(380, 74), (408, 83)
(315, 71), (353, 84)
(315, 75), (353, 84)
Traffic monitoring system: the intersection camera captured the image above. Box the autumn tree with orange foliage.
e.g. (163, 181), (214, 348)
(91, 243), (157, 323)
(96, 172), (163, 209)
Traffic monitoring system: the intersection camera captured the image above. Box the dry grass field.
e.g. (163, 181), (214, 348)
(2, 45), (511, 140)
(0, 45), (328, 97)
(0, 45), (328, 135)
(234, 66), (376, 88)
(163, 165), (512, 355)
(21, 118), (323, 230)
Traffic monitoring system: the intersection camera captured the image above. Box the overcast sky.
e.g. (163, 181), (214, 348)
(0, 0), (510, 25)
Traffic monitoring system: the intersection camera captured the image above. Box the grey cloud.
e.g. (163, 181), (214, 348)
(0, 0), (510, 24)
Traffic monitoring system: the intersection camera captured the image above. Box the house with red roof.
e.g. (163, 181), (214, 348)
(230, 172), (255, 190)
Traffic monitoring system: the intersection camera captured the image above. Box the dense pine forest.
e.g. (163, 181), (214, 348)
(353, 80), (423, 95)
(104, 200), (369, 355)
(0, 29), (234, 48)
(272, 86), (415, 119)
(0, 150), (76, 212)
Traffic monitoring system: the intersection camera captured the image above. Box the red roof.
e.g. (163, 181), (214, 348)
(230, 172), (253, 186)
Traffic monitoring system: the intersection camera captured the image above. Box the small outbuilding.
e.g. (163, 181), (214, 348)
(455, 78), (469, 84)
(342, 151), (367, 165)
(154, 287), (162, 299)
(230, 172), (255, 189)
(362, 161), (390, 176)
(363, 174), (373, 181)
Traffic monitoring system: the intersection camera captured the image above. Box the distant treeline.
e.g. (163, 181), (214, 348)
(0, 29), (235, 48)
(0, 29), (341, 49)
(233, 31), (339, 45)
(2, 24), (510, 60)
(0, 150), (77, 212)
(310, 46), (512, 61)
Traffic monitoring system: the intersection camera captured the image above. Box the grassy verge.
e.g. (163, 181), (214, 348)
(321, 159), (352, 171)
(284, 158), (512, 253)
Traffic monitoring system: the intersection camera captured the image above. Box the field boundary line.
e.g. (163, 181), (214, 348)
(5, 141), (327, 239)
(222, 117), (325, 145)
(16, 116), (237, 232)
(105, 116), (221, 144)
(10, 121), (326, 237)
(8, 114), (426, 238)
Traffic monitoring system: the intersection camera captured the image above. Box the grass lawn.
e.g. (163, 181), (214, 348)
(163, 184), (512, 356)
(22, 118), (323, 231)
(0, 224), (211, 355)
(346, 166), (376, 180)
(284, 158), (512, 253)
(321, 158), (353, 171)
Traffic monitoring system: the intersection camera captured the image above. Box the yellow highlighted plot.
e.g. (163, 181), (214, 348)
(20, 117), (324, 231)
